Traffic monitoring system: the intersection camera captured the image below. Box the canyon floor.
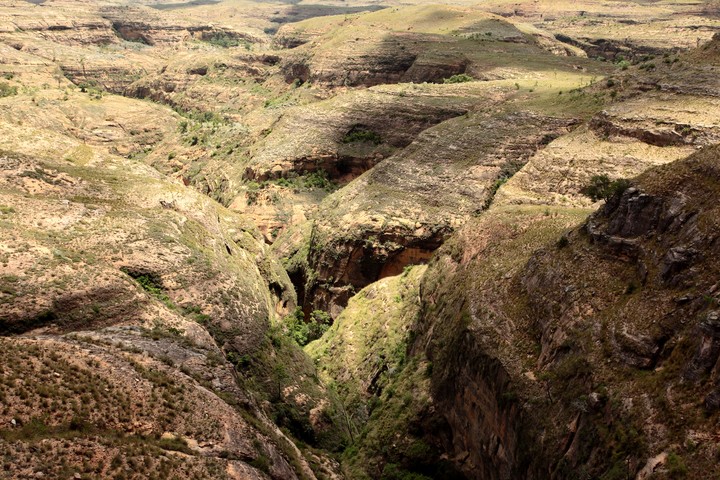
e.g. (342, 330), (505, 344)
(1, 0), (720, 479)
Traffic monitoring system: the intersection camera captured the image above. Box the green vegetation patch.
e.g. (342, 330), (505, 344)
(267, 170), (338, 193)
(283, 307), (331, 347)
(0, 82), (17, 98)
(304, 266), (459, 477)
(443, 73), (474, 84)
(581, 175), (631, 202)
(342, 128), (382, 145)
(245, 171), (338, 208)
(203, 32), (250, 49)
(121, 269), (176, 310)
(237, 323), (350, 453)
(77, 81), (104, 100)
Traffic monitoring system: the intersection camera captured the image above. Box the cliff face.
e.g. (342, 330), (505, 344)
(270, 9), (720, 326)
(242, 86), (474, 184)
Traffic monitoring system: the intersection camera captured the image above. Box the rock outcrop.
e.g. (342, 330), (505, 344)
(497, 49), (720, 208)
(242, 84), (478, 183)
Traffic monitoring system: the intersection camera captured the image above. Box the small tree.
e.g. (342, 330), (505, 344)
(307, 310), (331, 341)
(581, 175), (631, 202)
(283, 307), (331, 346)
(285, 307), (309, 345)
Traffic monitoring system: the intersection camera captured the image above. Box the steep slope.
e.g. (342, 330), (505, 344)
(280, 37), (720, 319)
(497, 47), (720, 208)
(0, 147), (326, 479)
(417, 146), (720, 480)
(306, 265), (465, 479)
(272, 45), (613, 316)
(0, 48), (346, 480)
(307, 266), (427, 436)
(0, 335), (305, 479)
(3, 2), (720, 479)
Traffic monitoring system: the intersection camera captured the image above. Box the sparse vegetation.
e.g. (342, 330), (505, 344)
(77, 82), (103, 99)
(1, 3), (719, 480)
(667, 452), (689, 478)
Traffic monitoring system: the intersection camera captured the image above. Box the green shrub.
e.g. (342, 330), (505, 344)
(0, 82), (18, 98)
(342, 128), (382, 145)
(307, 310), (331, 341)
(11, 417), (48, 440)
(267, 170), (337, 193)
(302, 171), (335, 191)
(482, 175), (509, 209)
(68, 415), (91, 432)
(285, 307), (309, 345)
(205, 33), (245, 48)
(405, 440), (433, 461)
(667, 452), (688, 478)
(283, 307), (332, 346)
(599, 462), (628, 480)
(380, 463), (433, 480)
(226, 351), (252, 370)
(581, 175), (631, 202)
(78, 82), (103, 99)
(134, 274), (163, 296)
(157, 436), (192, 454)
(123, 270), (176, 309)
(249, 454), (271, 473)
(443, 73), (474, 84)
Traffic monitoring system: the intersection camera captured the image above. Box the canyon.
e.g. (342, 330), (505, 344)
(1, 0), (719, 479)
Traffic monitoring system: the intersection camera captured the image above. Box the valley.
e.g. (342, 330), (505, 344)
(1, 0), (719, 479)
